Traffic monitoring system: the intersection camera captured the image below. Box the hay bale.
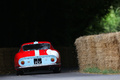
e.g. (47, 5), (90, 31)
(94, 33), (119, 70)
(75, 32), (120, 71)
(116, 32), (120, 70)
(75, 36), (88, 70)
(0, 48), (19, 74)
(75, 35), (97, 71)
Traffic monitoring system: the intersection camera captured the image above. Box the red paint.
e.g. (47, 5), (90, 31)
(14, 41), (61, 70)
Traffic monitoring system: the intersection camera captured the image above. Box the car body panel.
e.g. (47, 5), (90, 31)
(14, 41), (61, 73)
(18, 55), (57, 67)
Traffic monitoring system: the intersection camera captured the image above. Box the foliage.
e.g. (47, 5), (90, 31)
(83, 67), (120, 74)
(101, 6), (120, 33)
(83, 67), (101, 73)
(86, 6), (120, 35)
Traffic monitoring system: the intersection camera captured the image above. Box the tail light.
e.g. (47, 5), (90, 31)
(51, 58), (55, 62)
(21, 61), (25, 65)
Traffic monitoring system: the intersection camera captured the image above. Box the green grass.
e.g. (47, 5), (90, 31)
(83, 67), (120, 74)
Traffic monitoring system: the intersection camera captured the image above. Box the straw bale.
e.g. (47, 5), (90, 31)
(85, 36), (97, 67)
(75, 36), (87, 70)
(116, 32), (120, 69)
(75, 35), (97, 70)
(75, 32), (120, 71)
(104, 55), (119, 70)
(94, 33), (119, 70)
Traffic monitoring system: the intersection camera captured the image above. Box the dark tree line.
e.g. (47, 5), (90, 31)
(1, 0), (118, 47)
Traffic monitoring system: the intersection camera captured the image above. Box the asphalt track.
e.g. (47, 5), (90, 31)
(0, 68), (120, 80)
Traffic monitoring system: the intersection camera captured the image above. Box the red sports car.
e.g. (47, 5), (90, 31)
(14, 41), (61, 75)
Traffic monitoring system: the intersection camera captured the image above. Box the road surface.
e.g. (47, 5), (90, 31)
(0, 68), (120, 80)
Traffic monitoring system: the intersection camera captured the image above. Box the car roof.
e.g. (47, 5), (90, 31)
(21, 41), (51, 46)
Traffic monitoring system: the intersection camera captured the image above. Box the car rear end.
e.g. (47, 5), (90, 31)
(14, 41), (61, 75)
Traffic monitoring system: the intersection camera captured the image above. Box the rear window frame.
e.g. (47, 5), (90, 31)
(22, 43), (50, 51)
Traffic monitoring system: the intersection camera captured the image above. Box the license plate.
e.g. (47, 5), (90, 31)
(34, 58), (42, 64)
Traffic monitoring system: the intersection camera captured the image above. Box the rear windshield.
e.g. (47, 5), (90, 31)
(23, 43), (50, 51)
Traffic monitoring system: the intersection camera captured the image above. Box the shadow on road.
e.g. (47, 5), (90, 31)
(0, 67), (79, 76)
(22, 67), (79, 75)
(0, 67), (106, 77)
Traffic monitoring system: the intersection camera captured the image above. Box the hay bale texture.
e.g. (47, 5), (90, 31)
(75, 32), (120, 71)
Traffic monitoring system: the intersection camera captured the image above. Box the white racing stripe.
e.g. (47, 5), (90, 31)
(34, 41), (40, 56)
(35, 50), (39, 56)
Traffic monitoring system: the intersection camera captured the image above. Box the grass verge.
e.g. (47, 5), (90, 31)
(83, 67), (120, 74)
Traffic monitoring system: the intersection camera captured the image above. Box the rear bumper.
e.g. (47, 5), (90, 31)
(16, 63), (61, 71)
